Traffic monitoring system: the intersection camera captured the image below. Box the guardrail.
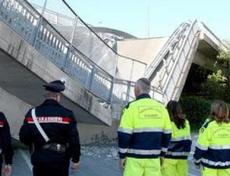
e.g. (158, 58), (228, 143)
(0, 0), (160, 110)
(143, 19), (227, 103)
(0, 0), (114, 102)
(111, 79), (163, 118)
(143, 20), (199, 103)
(27, 0), (147, 79)
(162, 21), (200, 102)
(144, 22), (190, 79)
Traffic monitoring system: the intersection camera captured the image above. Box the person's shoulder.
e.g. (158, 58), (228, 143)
(59, 104), (74, 115)
(0, 112), (4, 116)
(185, 119), (190, 125)
(0, 112), (5, 119)
(123, 100), (137, 110)
(25, 107), (34, 116)
(145, 98), (163, 106)
(208, 120), (217, 127)
(199, 118), (213, 133)
(184, 119), (191, 129)
(124, 98), (164, 109)
(59, 104), (72, 112)
(204, 119), (214, 128)
(151, 100), (168, 112)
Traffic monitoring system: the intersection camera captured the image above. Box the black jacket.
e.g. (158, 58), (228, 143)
(0, 112), (13, 165)
(19, 99), (80, 165)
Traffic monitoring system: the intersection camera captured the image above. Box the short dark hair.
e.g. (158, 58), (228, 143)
(44, 91), (60, 99)
(136, 78), (151, 93)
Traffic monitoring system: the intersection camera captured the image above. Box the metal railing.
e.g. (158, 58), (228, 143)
(0, 0), (152, 114)
(0, 0), (114, 102)
(111, 79), (163, 119)
(144, 22), (190, 80)
(27, 0), (147, 79)
(2, 0), (222, 119)
(162, 21), (200, 102)
(143, 20), (201, 103)
(143, 22), (192, 102)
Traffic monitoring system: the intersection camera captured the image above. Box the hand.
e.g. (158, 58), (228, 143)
(2, 165), (12, 176)
(119, 159), (126, 170)
(71, 161), (80, 171)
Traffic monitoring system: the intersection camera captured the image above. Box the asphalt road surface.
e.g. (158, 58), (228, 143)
(10, 148), (200, 176)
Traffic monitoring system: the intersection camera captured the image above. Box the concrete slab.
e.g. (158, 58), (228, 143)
(0, 20), (111, 126)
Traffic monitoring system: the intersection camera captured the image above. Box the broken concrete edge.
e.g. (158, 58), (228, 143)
(0, 21), (112, 126)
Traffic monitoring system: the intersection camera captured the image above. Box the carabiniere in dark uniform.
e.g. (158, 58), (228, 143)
(0, 112), (13, 176)
(19, 80), (81, 176)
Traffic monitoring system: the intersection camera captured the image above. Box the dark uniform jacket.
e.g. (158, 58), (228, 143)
(0, 112), (13, 165)
(19, 99), (80, 165)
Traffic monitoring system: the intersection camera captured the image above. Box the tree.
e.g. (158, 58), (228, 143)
(217, 44), (230, 89)
(202, 43), (230, 102)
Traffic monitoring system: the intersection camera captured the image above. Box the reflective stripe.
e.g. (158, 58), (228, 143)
(127, 149), (161, 155)
(119, 127), (171, 134)
(201, 118), (210, 128)
(171, 136), (191, 142)
(161, 147), (168, 153)
(120, 148), (161, 155)
(119, 148), (128, 154)
(209, 144), (230, 150)
(118, 127), (133, 134)
(163, 129), (172, 134)
(202, 158), (230, 167)
(166, 151), (190, 156)
(31, 109), (50, 142)
(0, 121), (4, 128)
(133, 128), (163, 133)
(194, 159), (201, 163)
(26, 117), (71, 124)
(196, 143), (208, 151)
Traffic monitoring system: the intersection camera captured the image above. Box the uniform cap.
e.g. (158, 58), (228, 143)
(43, 80), (65, 92)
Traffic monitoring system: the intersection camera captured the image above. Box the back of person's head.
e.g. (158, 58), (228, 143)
(43, 80), (65, 102)
(167, 100), (186, 129)
(134, 78), (151, 97)
(44, 91), (61, 101)
(211, 100), (229, 123)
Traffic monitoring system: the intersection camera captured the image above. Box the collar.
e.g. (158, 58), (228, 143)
(136, 93), (151, 100)
(42, 99), (60, 105)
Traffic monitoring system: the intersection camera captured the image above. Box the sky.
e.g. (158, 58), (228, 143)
(29, 0), (230, 40)
(65, 0), (230, 40)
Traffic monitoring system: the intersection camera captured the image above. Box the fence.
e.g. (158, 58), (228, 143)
(0, 0), (156, 110)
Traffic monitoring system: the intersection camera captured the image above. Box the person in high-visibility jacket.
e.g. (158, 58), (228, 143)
(193, 100), (230, 176)
(161, 101), (192, 176)
(118, 78), (172, 176)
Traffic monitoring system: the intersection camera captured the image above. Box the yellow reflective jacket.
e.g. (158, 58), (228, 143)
(118, 94), (172, 159)
(165, 120), (192, 159)
(194, 120), (230, 169)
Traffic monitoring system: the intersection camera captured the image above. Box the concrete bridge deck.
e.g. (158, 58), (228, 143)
(0, 18), (111, 139)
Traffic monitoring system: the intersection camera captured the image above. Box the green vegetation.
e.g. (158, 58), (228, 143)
(202, 43), (230, 102)
(180, 96), (211, 131)
(181, 44), (230, 131)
